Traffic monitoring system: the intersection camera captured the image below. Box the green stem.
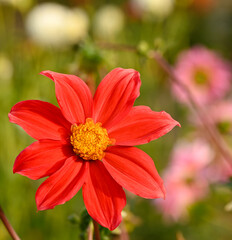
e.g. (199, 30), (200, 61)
(0, 206), (20, 240)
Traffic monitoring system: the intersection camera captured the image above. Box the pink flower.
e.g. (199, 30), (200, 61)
(9, 68), (179, 230)
(172, 46), (231, 105)
(196, 101), (232, 182)
(204, 101), (232, 134)
(156, 139), (213, 221)
(206, 160), (232, 183)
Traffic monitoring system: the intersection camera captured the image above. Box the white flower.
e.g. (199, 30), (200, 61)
(65, 8), (89, 45)
(93, 5), (124, 39)
(26, 3), (89, 48)
(131, 0), (175, 19)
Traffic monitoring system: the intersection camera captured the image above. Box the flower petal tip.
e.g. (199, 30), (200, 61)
(176, 121), (181, 128)
(93, 218), (121, 231)
(131, 69), (140, 78)
(161, 185), (166, 200)
(153, 180), (166, 200)
(153, 185), (166, 200)
(117, 67), (141, 84)
(8, 106), (17, 120)
(8, 112), (13, 122)
(36, 202), (54, 211)
(132, 70), (141, 82)
(169, 116), (181, 129)
(40, 70), (49, 74)
(12, 166), (17, 174)
(40, 70), (53, 78)
(13, 162), (21, 174)
(36, 205), (45, 211)
(109, 222), (121, 231)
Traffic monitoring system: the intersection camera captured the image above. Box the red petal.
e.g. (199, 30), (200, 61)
(82, 161), (126, 230)
(13, 140), (73, 180)
(41, 71), (93, 124)
(103, 146), (165, 199)
(36, 156), (87, 211)
(9, 100), (71, 140)
(93, 68), (141, 129)
(109, 106), (180, 146)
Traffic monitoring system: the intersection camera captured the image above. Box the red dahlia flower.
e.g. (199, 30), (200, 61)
(9, 68), (179, 230)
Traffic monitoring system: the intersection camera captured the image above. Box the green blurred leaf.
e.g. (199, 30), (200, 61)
(79, 42), (104, 72)
(68, 213), (80, 225)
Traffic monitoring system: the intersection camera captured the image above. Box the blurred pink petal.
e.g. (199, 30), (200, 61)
(172, 46), (232, 105)
(205, 101), (232, 134)
(156, 139), (213, 221)
(206, 159), (232, 183)
(192, 101), (232, 182)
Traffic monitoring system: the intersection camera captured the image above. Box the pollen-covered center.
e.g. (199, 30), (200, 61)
(70, 118), (113, 161)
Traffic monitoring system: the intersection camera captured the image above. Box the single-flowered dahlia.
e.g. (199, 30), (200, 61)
(9, 68), (179, 230)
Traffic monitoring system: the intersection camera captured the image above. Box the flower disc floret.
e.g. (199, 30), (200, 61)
(70, 118), (112, 160)
(194, 69), (209, 85)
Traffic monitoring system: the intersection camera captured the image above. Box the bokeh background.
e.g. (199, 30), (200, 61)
(1, 0), (232, 239)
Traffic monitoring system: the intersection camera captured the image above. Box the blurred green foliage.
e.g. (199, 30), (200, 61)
(0, 0), (232, 239)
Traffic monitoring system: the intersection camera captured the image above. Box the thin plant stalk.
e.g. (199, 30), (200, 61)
(120, 220), (129, 240)
(0, 206), (20, 240)
(87, 224), (93, 240)
(92, 219), (101, 240)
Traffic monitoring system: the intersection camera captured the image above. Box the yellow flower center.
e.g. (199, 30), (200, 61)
(70, 118), (113, 161)
(194, 69), (209, 85)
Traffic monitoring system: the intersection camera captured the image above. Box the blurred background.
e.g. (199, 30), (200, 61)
(0, 0), (232, 239)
